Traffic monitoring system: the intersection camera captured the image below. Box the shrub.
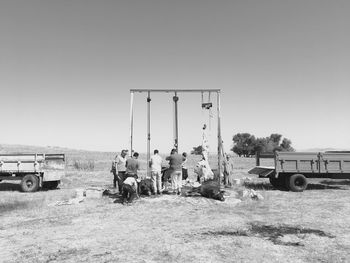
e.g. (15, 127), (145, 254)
(72, 159), (95, 171)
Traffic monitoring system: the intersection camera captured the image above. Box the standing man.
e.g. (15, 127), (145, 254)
(166, 148), (186, 195)
(125, 152), (140, 196)
(182, 152), (188, 181)
(126, 152), (140, 178)
(150, 149), (163, 194)
(223, 153), (234, 186)
(112, 149), (128, 194)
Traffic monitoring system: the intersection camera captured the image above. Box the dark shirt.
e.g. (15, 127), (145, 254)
(166, 153), (186, 172)
(126, 158), (139, 175)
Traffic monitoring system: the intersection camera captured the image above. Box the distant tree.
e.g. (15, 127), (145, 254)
(264, 133), (283, 152)
(280, 138), (295, 152)
(191, 145), (203, 155)
(253, 137), (268, 153)
(231, 133), (256, 157)
(266, 139), (279, 152)
(232, 145), (244, 157)
(269, 133), (282, 144)
(232, 133), (295, 156)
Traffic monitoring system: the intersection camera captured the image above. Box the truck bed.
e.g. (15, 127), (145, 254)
(0, 153), (65, 181)
(276, 152), (350, 176)
(249, 152), (350, 179)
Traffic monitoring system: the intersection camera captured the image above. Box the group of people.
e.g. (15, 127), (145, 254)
(111, 148), (188, 204)
(110, 149), (140, 203)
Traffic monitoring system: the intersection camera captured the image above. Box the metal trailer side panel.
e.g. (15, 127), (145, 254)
(275, 152), (319, 174)
(0, 153), (65, 182)
(0, 154), (45, 173)
(0, 154), (45, 162)
(319, 152), (350, 174)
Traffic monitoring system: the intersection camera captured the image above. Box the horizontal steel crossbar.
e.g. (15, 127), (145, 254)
(130, 89), (220, 93)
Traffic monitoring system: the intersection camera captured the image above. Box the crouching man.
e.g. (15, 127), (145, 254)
(122, 176), (138, 204)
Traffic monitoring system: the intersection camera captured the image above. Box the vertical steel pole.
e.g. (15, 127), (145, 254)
(201, 91), (205, 131)
(173, 92), (179, 151)
(147, 91), (151, 178)
(129, 92), (134, 155)
(217, 91), (222, 187)
(208, 92), (212, 131)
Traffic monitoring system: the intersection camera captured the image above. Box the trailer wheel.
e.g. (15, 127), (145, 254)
(20, 174), (39, 192)
(287, 174), (308, 192)
(43, 181), (60, 190)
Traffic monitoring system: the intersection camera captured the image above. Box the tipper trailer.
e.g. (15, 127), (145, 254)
(248, 152), (350, 192)
(0, 153), (65, 192)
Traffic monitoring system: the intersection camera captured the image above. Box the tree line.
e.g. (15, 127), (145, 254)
(231, 133), (294, 157)
(191, 133), (294, 157)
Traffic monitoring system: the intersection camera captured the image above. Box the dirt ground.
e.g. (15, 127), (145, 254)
(0, 154), (349, 263)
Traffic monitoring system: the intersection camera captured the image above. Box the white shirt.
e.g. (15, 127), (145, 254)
(115, 155), (127, 172)
(150, 154), (162, 172)
(123, 177), (137, 188)
(182, 158), (188, 169)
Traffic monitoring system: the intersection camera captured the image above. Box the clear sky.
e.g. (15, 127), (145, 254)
(1, 0), (349, 153)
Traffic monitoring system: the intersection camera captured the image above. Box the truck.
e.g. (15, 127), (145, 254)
(0, 153), (65, 192)
(248, 151), (350, 192)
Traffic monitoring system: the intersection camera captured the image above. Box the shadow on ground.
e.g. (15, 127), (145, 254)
(202, 222), (335, 247)
(243, 181), (279, 191)
(319, 180), (350, 186)
(0, 200), (34, 214)
(0, 182), (21, 192)
(102, 190), (124, 204)
(103, 189), (163, 204)
(243, 181), (347, 191)
(306, 183), (346, 190)
(0, 182), (61, 192)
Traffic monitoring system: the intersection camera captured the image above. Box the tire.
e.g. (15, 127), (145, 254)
(43, 181), (60, 190)
(20, 174), (40, 192)
(287, 174), (308, 192)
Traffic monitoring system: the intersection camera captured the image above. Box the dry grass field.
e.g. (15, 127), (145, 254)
(0, 145), (349, 262)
